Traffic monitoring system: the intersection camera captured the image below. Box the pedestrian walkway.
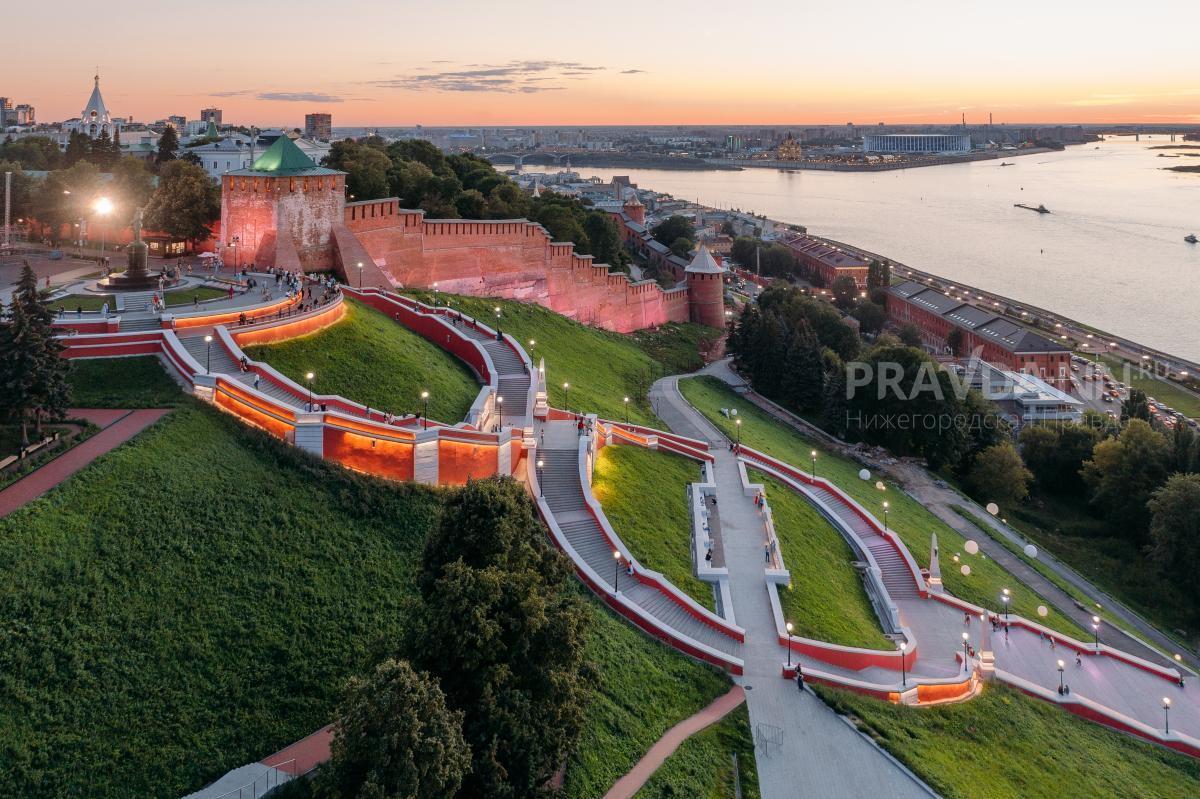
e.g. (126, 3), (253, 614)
(602, 686), (746, 799)
(0, 409), (170, 517)
(536, 419), (742, 661)
(650, 375), (935, 799)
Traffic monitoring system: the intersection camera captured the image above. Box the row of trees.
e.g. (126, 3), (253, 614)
(317, 478), (592, 798)
(4, 156), (219, 249)
(729, 286), (1008, 475)
(2, 130), (184, 173)
(323, 138), (629, 271)
(0, 264), (71, 447)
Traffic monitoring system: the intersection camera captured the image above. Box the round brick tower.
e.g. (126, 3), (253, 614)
(686, 246), (726, 328)
(623, 194), (646, 226)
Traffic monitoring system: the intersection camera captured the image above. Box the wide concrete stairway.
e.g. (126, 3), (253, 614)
(538, 434), (741, 659)
(458, 324), (531, 427)
(806, 483), (920, 600)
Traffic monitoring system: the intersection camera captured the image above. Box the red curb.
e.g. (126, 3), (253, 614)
(602, 686), (746, 799)
(262, 724), (334, 777)
(0, 409), (170, 518)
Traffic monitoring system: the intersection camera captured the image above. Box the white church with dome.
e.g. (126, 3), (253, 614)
(66, 73), (121, 139)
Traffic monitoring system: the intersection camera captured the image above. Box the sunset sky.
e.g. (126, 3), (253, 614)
(6, 0), (1197, 127)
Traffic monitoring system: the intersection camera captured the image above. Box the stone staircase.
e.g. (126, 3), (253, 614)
(119, 291), (158, 313)
(539, 445), (741, 658)
(118, 316), (162, 332)
(458, 324), (532, 426)
(807, 483), (921, 600)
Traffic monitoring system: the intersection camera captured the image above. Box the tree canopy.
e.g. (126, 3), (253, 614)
(0, 262), (69, 446)
(144, 160), (220, 246)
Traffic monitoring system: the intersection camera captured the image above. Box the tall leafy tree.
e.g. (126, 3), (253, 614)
(91, 130), (115, 168)
(650, 215), (694, 249)
(406, 478), (592, 798)
(1121, 387), (1151, 423)
(1082, 419), (1171, 541)
(966, 441), (1032, 507)
(155, 125), (179, 167)
(110, 157), (155, 226)
(318, 659), (470, 799)
(0, 262), (69, 445)
(831, 275), (858, 310)
(1147, 474), (1200, 604)
(64, 132), (91, 166)
(144, 161), (220, 248)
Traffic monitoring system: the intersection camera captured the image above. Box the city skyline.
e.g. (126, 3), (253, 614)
(5, 0), (1198, 127)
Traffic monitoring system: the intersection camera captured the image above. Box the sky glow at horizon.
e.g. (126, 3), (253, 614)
(4, 0), (1197, 127)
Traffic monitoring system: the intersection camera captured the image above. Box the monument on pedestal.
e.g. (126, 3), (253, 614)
(98, 208), (179, 291)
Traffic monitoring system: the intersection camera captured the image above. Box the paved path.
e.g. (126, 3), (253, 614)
(0, 409), (169, 518)
(651, 375), (936, 799)
(603, 687), (746, 799)
(704, 356), (1195, 668)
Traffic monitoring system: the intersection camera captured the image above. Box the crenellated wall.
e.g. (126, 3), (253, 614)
(343, 201), (692, 334)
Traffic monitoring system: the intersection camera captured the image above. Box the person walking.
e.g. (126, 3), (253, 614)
(100, 301), (109, 318)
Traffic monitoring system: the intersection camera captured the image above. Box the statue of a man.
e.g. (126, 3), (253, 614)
(132, 207), (144, 243)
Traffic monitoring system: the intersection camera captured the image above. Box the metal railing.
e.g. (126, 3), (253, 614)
(209, 758), (297, 799)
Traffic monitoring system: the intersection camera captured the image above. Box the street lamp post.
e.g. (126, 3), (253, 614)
(785, 621), (794, 668)
(623, 396), (630, 423)
(305, 371), (315, 410)
(421, 390), (429, 429)
(810, 450), (817, 480)
(900, 641), (907, 687)
(962, 631), (970, 660)
(883, 501), (890, 532)
(613, 550), (622, 592)
(1057, 659), (1066, 694)
(537, 458), (544, 497)
(1164, 697), (1172, 733)
(529, 339), (536, 359)
(1002, 588), (1011, 620)
(494, 306), (502, 340)
(204, 334), (213, 373)
(93, 196), (113, 263)
(356, 261), (363, 289)
(735, 418), (742, 447)
(563, 382), (570, 411)
(497, 395), (504, 429)
(1092, 615), (1101, 650)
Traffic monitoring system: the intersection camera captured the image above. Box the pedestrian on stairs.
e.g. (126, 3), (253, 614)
(254, 373), (261, 390)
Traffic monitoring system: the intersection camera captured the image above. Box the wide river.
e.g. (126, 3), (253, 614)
(571, 137), (1200, 361)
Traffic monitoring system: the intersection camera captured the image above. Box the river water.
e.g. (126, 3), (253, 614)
(567, 137), (1199, 361)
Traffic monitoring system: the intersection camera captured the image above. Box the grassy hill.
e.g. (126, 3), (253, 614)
(242, 298), (480, 423)
(755, 469), (890, 649)
(592, 443), (713, 610)
(678, 376), (1089, 640)
(402, 291), (718, 423)
(4, 360), (746, 797)
(634, 703), (758, 799)
(817, 683), (1200, 799)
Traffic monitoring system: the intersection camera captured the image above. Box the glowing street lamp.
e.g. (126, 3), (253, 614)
(613, 549), (622, 592)
(900, 640), (908, 687)
(1164, 697), (1172, 733)
(735, 417), (742, 446)
(494, 305), (502, 340)
(962, 631), (970, 660)
(537, 458), (545, 496)
(785, 621), (794, 668)
(1002, 588), (1011, 620)
(882, 501), (890, 532)
(810, 450), (818, 480)
(623, 395), (630, 423)
(93, 196), (113, 260)
(421, 390), (429, 429)
(204, 334), (213, 373)
(528, 338), (536, 358)
(356, 261), (363, 289)
(305, 371), (315, 408)
(1057, 659), (1066, 695)
(563, 381), (570, 410)
(1092, 615), (1101, 650)
(496, 395), (504, 428)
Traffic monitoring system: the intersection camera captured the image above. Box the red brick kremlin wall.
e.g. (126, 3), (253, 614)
(343, 200), (690, 334)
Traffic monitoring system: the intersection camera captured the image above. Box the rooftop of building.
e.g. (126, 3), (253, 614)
(226, 135), (342, 178)
(686, 245), (725, 275)
(889, 283), (1068, 354)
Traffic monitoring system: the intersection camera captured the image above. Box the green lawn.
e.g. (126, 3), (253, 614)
(816, 683), (1200, 799)
(1098, 354), (1200, 419)
(67, 356), (186, 408)
(566, 599), (733, 798)
(591, 443), (712, 610)
(754, 470), (890, 649)
(163, 286), (228, 307)
(402, 291), (718, 424)
(677, 376), (1089, 640)
(243, 299), (480, 423)
(51, 293), (112, 312)
(0, 402), (442, 798)
(634, 703), (759, 799)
